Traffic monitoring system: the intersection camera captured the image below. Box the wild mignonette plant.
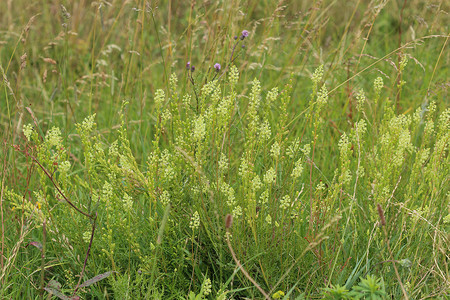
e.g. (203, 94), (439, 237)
(4, 58), (449, 299)
(1, 0), (449, 299)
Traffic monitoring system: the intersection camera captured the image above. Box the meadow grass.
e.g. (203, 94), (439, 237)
(0, 0), (448, 299)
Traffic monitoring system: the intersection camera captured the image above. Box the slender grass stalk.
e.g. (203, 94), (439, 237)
(39, 218), (46, 299)
(148, 204), (170, 296)
(73, 212), (98, 296)
(225, 214), (270, 299)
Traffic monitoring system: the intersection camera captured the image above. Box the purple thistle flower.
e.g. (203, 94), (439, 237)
(240, 30), (249, 40)
(186, 61), (191, 70)
(214, 63), (221, 72)
(234, 35), (238, 40)
(191, 65), (195, 72)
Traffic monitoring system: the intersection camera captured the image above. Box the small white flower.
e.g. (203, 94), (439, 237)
(182, 94), (191, 107)
(228, 65), (239, 86)
(266, 87), (278, 105)
(258, 120), (271, 142)
(265, 214), (272, 225)
(45, 127), (62, 148)
(317, 84), (328, 105)
(280, 195), (291, 209)
(192, 115), (206, 142)
(270, 142), (281, 159)
(59, 161), (71, 174)
(120, 155), (133, 172)
(311, 65), (324, 86)
(202, 278), (212, 296)
(160, 190), (170, 206)
(23, 124), (33, 141)
(316, 182), (326, 192)
(218, 153), (229, 172)
(301, 143), (311, 158)
(232, 205), (242, 218)
(374, 77), (383, 99)
(252, 175), (262, 191)
(122, 193), (133, 211)
(102, 181), (113, 203)
(355, 119), (367, 136)
(169, 73), (178, 92)
(291, 159), (303, 179)
(263, 167), (276, 185)
(238, 156), (250, 178)
(189, 211), (200, 230)
(260, 189), (269, 205)
(82, 231), (91, 243)
(356, 88), (366, 111)
(109, 140), (119, 158)
(79, 114), (96, 133)
(154, 89), (165, 107)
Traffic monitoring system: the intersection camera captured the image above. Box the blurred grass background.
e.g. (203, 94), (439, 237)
(1, 0), (447, 140)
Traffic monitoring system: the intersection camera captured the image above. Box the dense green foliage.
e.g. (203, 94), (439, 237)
(1, 0), (448, 299)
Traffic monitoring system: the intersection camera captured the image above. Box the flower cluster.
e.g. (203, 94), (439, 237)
(154, 89), (165, 107)
(263, 167), (276, 185)
(23, 123), (33, 141)
(183, 93), (191, 107)
(258, 120), (271, 142)
(374, 77), (383, 93)
(192, 115), (206, 142)
(119, 155), (133, 173)
(201, 278), (212, 296)
(356, 88), (366, 111)
(82, 231), (91, 243)
(266, 87), (278, 106)
(355, 119), (367, 137)
(270, 141), (281, 158)
(286, 138), (300, 158)
(373, 76), (383, 104)
(311, 65), (324, 92)
(218, 153), (229, 172)
(301, 143), (311, 158)
(280, 195), (291, 209)
(338, 133), (351, 161)
(228, 65), (239, 86)
(220, 181), (236, 207)
(122, 193), (133, 211)
(291, 159), (303, 179)
(238, 156), (250, 178)
(189, 211), (200, 230)
(260, 189), (269, 205)
(45, 126), (63, 148)
(316, 84), (328, 106)
(169, 73), (178, 94)
(160, 149), (175, 181)
(102, 181), (114, 204)
(232, 205), (242, 218)
(79, 114), (96, 133)
(59, 160), (71, 174)
(252, 175), (262, 191)
(399, 55), (408, 71)
(160, 190), (170, 206)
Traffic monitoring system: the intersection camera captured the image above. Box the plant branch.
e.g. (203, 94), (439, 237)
(73, 212), (97, 295)
(30, 155), (93, 219)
